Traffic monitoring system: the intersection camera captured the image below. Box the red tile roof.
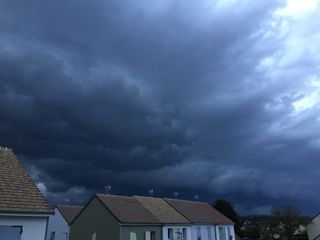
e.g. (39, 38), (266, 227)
(165, 198), (234, 225)
(0, 148), (53, 214)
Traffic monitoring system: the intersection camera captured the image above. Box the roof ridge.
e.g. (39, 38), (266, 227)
(57, 204), (83, 208)
(96, 193), (132, 198)
(164, 197), (207, 205)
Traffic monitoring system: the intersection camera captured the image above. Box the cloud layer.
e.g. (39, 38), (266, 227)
(1, 0), (320, 214)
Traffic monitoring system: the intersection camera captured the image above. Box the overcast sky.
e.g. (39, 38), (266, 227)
(1, 0), (320, 215)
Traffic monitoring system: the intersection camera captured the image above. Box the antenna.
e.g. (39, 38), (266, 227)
(148, 189), (154, 197)
(173, 192), (179, 198)
(105, 185), (111, 195)
(194, 195), (199, 201)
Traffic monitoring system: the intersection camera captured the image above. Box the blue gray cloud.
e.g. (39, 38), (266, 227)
(0, 0), (319, 215)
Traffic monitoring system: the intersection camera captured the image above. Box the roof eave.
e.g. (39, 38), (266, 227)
(0, 209), (54, 215)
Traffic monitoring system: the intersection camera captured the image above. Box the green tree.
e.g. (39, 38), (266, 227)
(267, 205), (310, 240)
(213, 199), (241, 236)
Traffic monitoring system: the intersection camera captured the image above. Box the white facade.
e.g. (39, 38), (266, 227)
(0, 214), (49, 240)
(189, 225), (235, 240)
(191, 225), (215, 240)
(214, 225), (235, 240)
(46, 208), (70, 240)
(161, 224), (235, 240)
(306, 215), (320, 240)
(162, 225), (192, 240)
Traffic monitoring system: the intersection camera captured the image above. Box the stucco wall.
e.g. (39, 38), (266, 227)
(46, 208), (69, 240)
(0, 215), (48, 240)
(191, 225), (216, 240)
(162, 225), (192, 240)
(70, 197), (120, 240)
(214, 225), (235, 240)
(186, 225), (235, 240)
(120, 225), (162, 240)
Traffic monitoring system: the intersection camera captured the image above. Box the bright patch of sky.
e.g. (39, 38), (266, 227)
(276, 0), (319, 17)
(293, 76), (320, 112)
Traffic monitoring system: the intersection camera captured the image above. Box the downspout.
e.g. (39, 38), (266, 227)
(44, 216), (50, 240)
(161, 224), (163, 240)
(214, 225), (217, 240)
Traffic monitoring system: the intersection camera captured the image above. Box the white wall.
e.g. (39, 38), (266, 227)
(188, 225), (235, 240)
(46, 208), (69, 240)
(162, 225), (192, 240)
(306, 215), (320, 240)
(0, 215), (48, 240)
(215, 225), (235, 240)
(191, 225), (216, 240)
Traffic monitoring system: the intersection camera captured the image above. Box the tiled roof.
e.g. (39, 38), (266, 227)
(96, 194), (161, 224)
(134, 196), (191, 224)
(0, 148), (53, 214)
(165, 198), (234, 225)
(57, 205), (83, 224)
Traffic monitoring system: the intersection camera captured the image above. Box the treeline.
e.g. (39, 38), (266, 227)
(212, 200), (311, 240)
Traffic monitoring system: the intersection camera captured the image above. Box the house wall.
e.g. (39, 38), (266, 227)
(162, 225), (192, 240)
(69, 197), (120, 240)
(191, 225), (216, 240)
(214, 225), (235, 240)
(306, 215), (320, 240)
(188, 225), (234, 240)
(46, 208), (69, 240)
(120, 225), (162, 240)
(0, 215), (48, 240)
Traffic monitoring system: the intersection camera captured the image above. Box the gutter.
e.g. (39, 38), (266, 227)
(0, 212), (52, 217)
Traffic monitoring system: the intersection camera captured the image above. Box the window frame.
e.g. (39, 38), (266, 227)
(130, 232), (138, 240)
(196, 227), (201, 240)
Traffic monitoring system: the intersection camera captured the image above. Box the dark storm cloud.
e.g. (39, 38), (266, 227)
(1, 0), (320, 214)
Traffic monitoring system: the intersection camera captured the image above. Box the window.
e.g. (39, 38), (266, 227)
(219, 227), (226, 240)
(145, 231), (155, 240)
(227, 227), (232, 240)
(168, 228), (173, 240)
(49, 232), (56, 240)
(207, 227), (212, 240)
(130, 232), (137, 240)
(145, 231), (151, 240)
(91, 232), (96, 240)
(176, 229), (183, 240)
(151, 231), (155, 240)
(196, 227), (201, 240)
(0, 226), (22, 240)
(182, 228), (187, 240)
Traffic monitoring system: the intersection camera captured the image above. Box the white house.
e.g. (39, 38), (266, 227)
(306, 214), (320, 240)
(0, 147), (53, 240)
(165, 198), (235, 240)
(46, 205), (82, 240)
(134, 196), (193, 240)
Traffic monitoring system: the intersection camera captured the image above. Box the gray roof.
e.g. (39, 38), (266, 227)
(96, 194), (161, 224)
(134, 196), (191, 224)
(165, 198), (234, 225)
(57, 205), (83, 224)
